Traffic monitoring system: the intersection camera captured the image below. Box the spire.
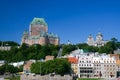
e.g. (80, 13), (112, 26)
(88, 34), (93, 38)
(67, 40), (71, 45)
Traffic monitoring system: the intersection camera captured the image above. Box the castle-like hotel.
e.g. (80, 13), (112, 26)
(87, 32), (108, 47)
(21, 18), (59, 45)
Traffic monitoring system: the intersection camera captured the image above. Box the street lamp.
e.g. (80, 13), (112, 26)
(1, 41), (8, 46)
(40, 60), (41, 75)
(40, 59), (43, 75)
(1, 41), (3, 47)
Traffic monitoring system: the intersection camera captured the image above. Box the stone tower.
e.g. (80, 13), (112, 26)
(29, 18), (48, 36)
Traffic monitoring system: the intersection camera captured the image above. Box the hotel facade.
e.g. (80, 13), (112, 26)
(21, 18), (59, 45)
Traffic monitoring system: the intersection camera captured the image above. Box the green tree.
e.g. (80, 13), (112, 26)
(19, 65), (23, 72)
(31, 58), (71, 75)
(62, 44), (77, 56)
(76, 43), (88, 49)
(98, 44), (113, 54)
(116, 42), (120, 49)
(111, 37), (118, 43)
(31, 62), (41, 74)
(0, 64), (19, 74)
(0, 41), (19, 46)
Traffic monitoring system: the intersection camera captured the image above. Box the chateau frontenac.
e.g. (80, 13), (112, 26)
(21, 18), (59, 45)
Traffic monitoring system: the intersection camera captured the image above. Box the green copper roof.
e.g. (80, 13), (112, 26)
(23, 31), (28, 35)
(30, 18), (47, 26)
(97, 32), (103, 36)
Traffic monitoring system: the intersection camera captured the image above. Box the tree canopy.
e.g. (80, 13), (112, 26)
(0, 38), (120, 62)
(0, 64), (21, 74)
(0, 43), (60, 62)
(31, 58), (71, 75)
(0, 41), (19, 46)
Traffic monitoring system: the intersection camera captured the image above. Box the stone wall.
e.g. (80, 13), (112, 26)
(21, 74), (73, 80)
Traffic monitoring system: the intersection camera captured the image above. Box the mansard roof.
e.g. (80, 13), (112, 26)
(30, 17), (47, 26)
(26, 32), (59, 40)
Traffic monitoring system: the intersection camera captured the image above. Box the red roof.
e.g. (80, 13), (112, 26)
(68, 57), (78, 64)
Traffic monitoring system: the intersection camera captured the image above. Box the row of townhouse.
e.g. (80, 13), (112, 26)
(67, 49), (120, 79)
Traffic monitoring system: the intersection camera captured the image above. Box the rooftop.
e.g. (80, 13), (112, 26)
(68, 57), (78, 64)
(30, 17), (47, 26)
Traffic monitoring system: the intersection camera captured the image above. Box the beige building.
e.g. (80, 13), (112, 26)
(21, 18), (59, 45)
(116, 60), (120, 78)
(102, 58), (116, 79)
(93, 56), (102, 78)
(23, 60), (36, 74)
(68, 57), (78, 75)
(0, 46), (11, 50)
(110, 54), (119, 60)
(45, 55), (54, 61)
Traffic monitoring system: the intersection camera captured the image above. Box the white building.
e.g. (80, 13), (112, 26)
(93, 54), (116, 79)
(87, 32), (108, 47)
(68, 49), (117, 79)
(93, 55), (102, 78)
(0, 46), (11, 50)
(102, 54), (116, 79)
(78, 54), (94, 78)
(10, 61), (24, 67)
(0, 60), (5, 66)
(69, 49), (95, 78)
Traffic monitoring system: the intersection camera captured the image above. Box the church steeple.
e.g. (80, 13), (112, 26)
(96, 32), (103, 42)
(87, 32), (108, 47)
(67, 40), (71, 45)
(87, 34), (94, 46)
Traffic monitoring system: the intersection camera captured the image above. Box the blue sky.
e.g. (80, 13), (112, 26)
(0, 0), (120, 44)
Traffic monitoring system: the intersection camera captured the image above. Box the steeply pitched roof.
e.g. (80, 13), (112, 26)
(30, 17), (47, 26)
